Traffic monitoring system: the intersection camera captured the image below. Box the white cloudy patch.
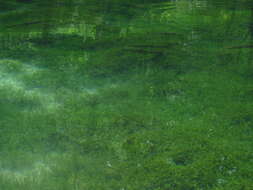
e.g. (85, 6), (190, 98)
(0, 161), (52, 184)
(0, 59), (61, 112)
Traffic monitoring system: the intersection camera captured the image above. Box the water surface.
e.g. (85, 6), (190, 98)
(0, 0), (252, 189)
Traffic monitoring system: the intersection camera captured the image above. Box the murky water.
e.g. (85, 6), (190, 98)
(0, 0), (253, 189)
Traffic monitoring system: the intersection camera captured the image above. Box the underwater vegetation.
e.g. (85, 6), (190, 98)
(0, 0), (253, 190)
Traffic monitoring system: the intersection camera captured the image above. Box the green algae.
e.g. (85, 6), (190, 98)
(0, 0), (252, 190)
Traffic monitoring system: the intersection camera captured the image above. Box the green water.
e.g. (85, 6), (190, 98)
(0, 0), (252, 189)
